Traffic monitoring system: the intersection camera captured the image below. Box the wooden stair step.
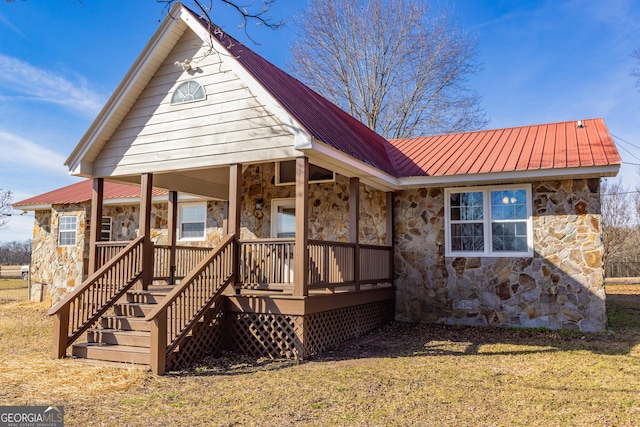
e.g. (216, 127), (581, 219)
(101, 315), (151, 332)
(113, 303), (157, 317)
(88, 329), (151, 347)
(126, 290), (169, 304)
(72, 343), (150, 365)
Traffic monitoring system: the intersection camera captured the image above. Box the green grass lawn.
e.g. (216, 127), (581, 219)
(0, 283), (638, 426)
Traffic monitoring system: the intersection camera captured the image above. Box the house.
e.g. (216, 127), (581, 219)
(13, 3), (620, 374)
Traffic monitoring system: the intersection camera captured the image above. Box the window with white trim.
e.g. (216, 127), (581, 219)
(171, 81), (206, 104)
(179, 203), (206, 241)
(271, 198), (296, 238)
(445, 185), (533, 257)
(58, 216), (77, 247)
(275, 161), (334, 185)
(100, 217), (112, 242)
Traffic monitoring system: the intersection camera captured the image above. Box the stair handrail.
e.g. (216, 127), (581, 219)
(145, 234), (236, 374)
(48, 236), (145, 359)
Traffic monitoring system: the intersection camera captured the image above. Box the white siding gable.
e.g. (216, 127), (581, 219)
(93, 28), (299, 177)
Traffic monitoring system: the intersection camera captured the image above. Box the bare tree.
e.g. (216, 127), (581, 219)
(0, 190), (12, 229)
(632, 48), (640, 89)
(601, 179), (633, 268)
(289, 0), (487, 139)
(159, 0), (283, 43)
(5, 1), (283, 41)
(0, 240), (31, 265)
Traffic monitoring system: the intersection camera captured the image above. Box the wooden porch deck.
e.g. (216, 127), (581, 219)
(49, 235), (394, 374)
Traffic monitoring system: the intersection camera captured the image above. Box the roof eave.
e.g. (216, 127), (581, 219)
(397, 165), (620, 188)
(306, 139), (399, 191)
(10, 203), (52, 211)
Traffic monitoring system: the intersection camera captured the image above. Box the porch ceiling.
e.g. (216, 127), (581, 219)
(113, 166), (230, 200)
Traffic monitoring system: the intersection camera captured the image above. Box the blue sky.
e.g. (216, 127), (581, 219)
(1, 0), (639, 243)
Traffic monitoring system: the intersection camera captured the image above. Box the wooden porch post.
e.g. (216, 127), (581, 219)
(150, 310), (167, 375)
(52, 307), (70, 359)
(386, 191), (394, 285)
(349, 177), (360, 291)
(227, 164), (242, 293)
(139, 173), (154, 290)
(227, 163), (242, 236)
(294, 157), (309, 297)
(88, 177), (104, 275)
(386, 192), (394, 246)
(167, 191), (178, 285)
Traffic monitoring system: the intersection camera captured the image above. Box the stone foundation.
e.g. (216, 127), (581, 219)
(394, 178), (606, 332)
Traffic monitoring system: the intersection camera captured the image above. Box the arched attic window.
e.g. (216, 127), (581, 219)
(171, 81), (206, 104)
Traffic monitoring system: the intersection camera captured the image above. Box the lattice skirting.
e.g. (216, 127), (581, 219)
(303, 300), (395, 358)
(226, 313), (305, 359)
(167, 303), (226, 371)
(225, 299), (395, 360)
(166, 299), (395, 369)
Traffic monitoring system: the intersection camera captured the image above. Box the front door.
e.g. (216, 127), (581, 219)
(271, 199), (295, 282)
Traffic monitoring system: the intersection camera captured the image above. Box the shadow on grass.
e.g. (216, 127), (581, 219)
(177, 288), (640, 376)
(171, 352), (299, 377)
(317, 289), (640, 363)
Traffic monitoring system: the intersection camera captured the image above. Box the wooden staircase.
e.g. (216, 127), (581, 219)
(51, 234), (236, 374)
(71, 288), (169, 366)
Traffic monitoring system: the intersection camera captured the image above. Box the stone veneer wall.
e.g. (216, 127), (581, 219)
(32, 162), (389, 305)
(394, 178), (606, 332)
(102, 201), (226, 247)
(241, 163), (388, 244)
(31, 204), (87, 306)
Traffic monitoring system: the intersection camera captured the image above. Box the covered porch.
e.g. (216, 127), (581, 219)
(50, 158), (395, 374)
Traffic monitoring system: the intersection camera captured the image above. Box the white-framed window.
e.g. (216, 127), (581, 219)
(444, 184), (533, 257)
(275, 161), (334, 185)
(171, 81), (206, 104)
(101, 217), (112, 242)
(58, 216), (77, 247)
(178, 203), (207, 241)
(271, 198), (296, 238)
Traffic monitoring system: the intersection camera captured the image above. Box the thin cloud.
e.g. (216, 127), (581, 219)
(0, 131), (68, 174)
(468, 1), (574, 31)
(0, 12), (28, 39)
(0, 54), (105, 116)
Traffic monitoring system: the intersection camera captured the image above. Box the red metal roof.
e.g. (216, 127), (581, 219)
(190, 10), (619, 179)
(185, 8), (399, 177)
(387, 118), (621, 177)
(13, 180), (167, 208)
(14, 119), (621, 208)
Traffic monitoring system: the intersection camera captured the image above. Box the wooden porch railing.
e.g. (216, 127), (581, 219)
(97, 242), (211, 283)
(153, 245), (211, 281)
(145, 234), (235, 375)
(359, 244), (393, 284)
(95, 241), (128, 268)
(236, 239), (392, 291)
(308, 240), (355, 288)
(48, 237), (144, 359)
(95, 237), (392, 297)
(238, 239), (295, 288)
